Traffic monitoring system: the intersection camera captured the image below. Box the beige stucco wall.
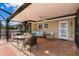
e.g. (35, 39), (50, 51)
(36, 21), (58, 38)
(68, 18), (75, 41)
(31, 23), (37, 32)
(33, 18), (75, 41)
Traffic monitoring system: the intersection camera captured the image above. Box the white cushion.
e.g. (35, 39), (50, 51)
(32, 31), (44, 37)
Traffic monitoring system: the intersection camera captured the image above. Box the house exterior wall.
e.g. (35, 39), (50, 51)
(31, 23), (37, 32)
(34, 18), (75, 41)
(68, 18), (75, 41)
(36, 21), (58, 38)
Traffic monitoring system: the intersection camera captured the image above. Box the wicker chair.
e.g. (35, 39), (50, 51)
(22, 32), (38, 53)
(46, 32), (55, 40)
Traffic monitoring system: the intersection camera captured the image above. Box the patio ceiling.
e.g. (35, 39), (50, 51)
(11, 3), (79, 22)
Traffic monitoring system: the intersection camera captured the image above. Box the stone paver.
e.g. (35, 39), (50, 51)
(0, 40), (27, 56)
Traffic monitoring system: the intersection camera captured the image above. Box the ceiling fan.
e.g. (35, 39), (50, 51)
(39, 16), (49, 20)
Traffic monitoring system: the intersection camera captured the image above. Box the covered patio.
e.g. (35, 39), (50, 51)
(0, 3), (79, 56)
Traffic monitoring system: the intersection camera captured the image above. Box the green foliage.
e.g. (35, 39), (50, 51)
(8, 25), (17, 30)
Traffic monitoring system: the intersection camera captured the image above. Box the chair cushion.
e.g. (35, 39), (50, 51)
(32, 31), (44, 37)
(46, 32), (54, 39)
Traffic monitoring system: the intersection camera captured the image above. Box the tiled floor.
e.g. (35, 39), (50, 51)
(0, 39), (27, 56)
(10, 40), (35, 56)
(0, 43), (16, 56)
(0, 39), (7, 46)
(10, 38), (77, 56)
(31, 38), (76, 56)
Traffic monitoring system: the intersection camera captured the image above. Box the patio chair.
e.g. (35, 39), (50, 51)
(46, 32), (55, 40)
(22, 32), (38, 53)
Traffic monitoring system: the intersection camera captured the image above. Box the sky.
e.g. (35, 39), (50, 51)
(0, 3), (23, 26)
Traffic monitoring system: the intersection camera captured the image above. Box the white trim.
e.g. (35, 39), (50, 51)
(36, 15), (76, 23)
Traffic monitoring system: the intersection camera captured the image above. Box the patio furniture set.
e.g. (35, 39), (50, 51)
(12, 32), (38, 53)
(11, 31), (55, 53)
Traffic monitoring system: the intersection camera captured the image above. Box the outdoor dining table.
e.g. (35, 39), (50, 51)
(14, 35), (30, 50)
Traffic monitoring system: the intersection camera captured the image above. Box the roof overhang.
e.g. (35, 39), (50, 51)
(9, 3), (31, 19)
(11, 3), (79, 22)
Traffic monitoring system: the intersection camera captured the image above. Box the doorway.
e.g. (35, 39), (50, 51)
(59, 21), (68, 39)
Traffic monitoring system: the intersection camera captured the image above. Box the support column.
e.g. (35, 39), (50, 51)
(22, 22), (27, 33)
(6, 19), (10, 42)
